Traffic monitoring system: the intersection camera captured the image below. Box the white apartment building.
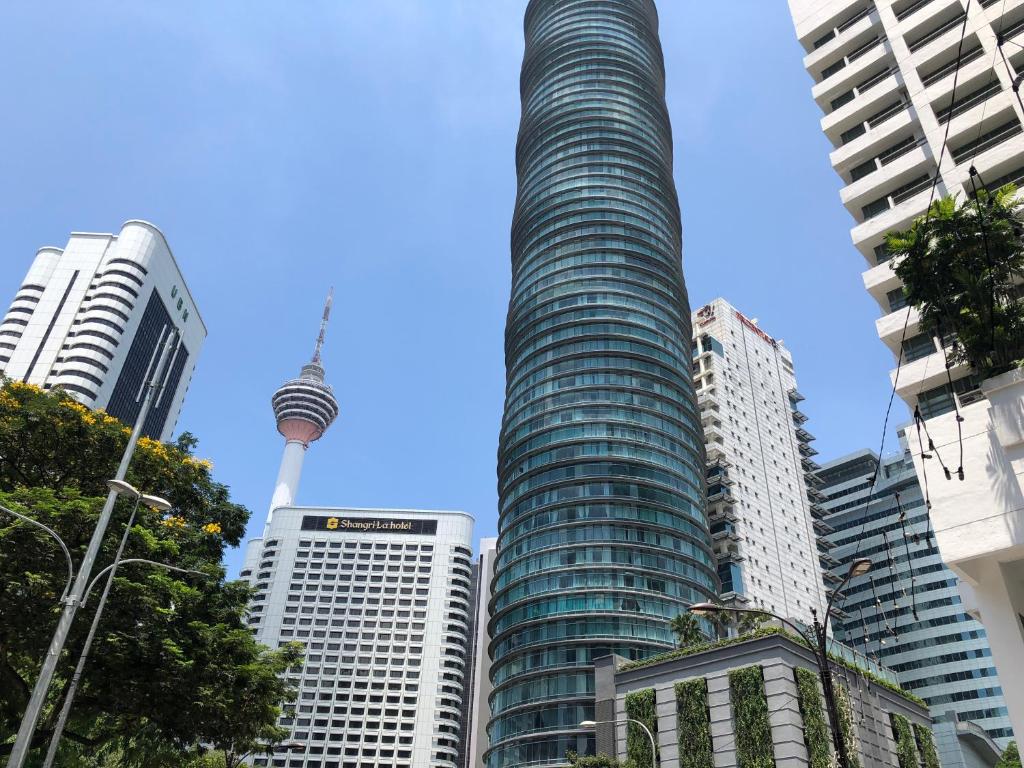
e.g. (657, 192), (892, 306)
(787, 0), (1024, 415)
(790, 1), (1023, 739)
(241, 507), (475, 768)
(464, 538), (496, 768)
(0, 220), (205, 441)
(691, 298), (829, 628)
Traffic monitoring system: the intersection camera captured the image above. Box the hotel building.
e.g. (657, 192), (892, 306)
(242, 298), (475, 768)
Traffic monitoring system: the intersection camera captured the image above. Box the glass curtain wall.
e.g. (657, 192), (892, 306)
(488, 1), (718, 766)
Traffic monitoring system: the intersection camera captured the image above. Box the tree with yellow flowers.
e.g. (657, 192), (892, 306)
(0, 380), (302, 766)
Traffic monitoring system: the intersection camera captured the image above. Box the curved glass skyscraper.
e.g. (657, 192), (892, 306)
(488, 2), (717, 766)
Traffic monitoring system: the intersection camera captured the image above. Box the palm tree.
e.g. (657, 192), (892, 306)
(888, 185), (1024, 378)
(669, 612), (704, 648)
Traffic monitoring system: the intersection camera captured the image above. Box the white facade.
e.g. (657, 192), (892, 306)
(464, 538), (496, 768)
(788, 0), (1024, 415)
(242, 507), (475, 768)
(0, 220), (205, 441)
(788, 1), (1024, 741)
(691, 298), (829, 627)
(905, 370), (1024, 741)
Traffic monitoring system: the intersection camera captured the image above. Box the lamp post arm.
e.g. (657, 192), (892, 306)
(83, 560), (207, 606)
(0, 503), (75, 603)
(587, 718), (659, 767)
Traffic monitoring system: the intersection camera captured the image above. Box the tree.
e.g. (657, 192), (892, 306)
(567, 750), (638, 768)
(0, 380), (302, 764)
(669, 612), (704, 649)
(888, 186), (1024, 378)
(997, 742), (1021, 768)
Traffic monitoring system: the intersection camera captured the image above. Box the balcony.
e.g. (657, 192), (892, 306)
(791, 408), (809, 424)
(814, 518), (836, 536)
(799, 442), (819, 458)
(801, 456), (821, 472)
(906, 10), (967, 55)
(831, 105), (915, 169)
(788, 387), (805, 403)
(840, 143), (929, 211)
(707, 486), (738, 505)
(809, 502), (829, 520)
(812, 35), (892, 105)
(795, 426), (816, 443)
(804, 7), (879, 74)
(851, 180), (934, 244)
(823, 72), (902, 139)
(707, 505), (738, 523)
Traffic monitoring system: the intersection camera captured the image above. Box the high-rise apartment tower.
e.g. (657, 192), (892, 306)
(788, 0), (1024, 737)
(489, 2), (718, 766)
(820, 447), (1013, 745)
(787, 0), (1024, 417)
(692, 298), (829, 627)
(0, 221), (205, 440)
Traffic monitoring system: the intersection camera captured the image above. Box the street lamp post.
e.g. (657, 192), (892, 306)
(580, 718), (659, 768)
(40, 481), (204, 768)
(0, 504), (75, 603)
(6, 328), (180, 767)
(689, 557), (872, 768)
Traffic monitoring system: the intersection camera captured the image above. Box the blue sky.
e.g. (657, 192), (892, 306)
(0, 2), (904, 576)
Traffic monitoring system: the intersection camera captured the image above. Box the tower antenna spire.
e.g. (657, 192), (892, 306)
(312, 287), (334, 365)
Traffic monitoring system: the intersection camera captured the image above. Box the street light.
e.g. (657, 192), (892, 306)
(41, 481), (185, 768)
(0, 503), (75, 602)
(9, 328), (180, 768)
(580, 718), (659, 767)
(688, 557), (872, 768)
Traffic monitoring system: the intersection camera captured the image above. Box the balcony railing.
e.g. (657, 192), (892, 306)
(951, 119), (1024, 164)
(907, 12), (967, 53)
(894, 0), (934, 21)
(935, 79), (1002, 125)
(920, 45), (984, 88)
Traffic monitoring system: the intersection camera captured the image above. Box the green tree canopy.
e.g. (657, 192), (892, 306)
(997, 742), (1020, 768)
(888, 186), (1024, 378)
(0, 380), (301, 764)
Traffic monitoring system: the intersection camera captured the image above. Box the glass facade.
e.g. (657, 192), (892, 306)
(488, 2), (717, 766)
(106, 289), (189, 440)
(820, 450), (1014, 745)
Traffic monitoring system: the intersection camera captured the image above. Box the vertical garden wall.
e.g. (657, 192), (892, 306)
(625, 688), (659, 767)
(729, 666), (776, 768)
(913, 722), (940, 768)
(890, 713), (920, 768)
(794, 667), (832, 768)
(675, 678), (714, 768)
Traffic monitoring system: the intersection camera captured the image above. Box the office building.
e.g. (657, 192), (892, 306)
(692, 298), (829, 628)
(464, 539), (497, 768)
(788, 1), (1024, 737)
(242, 302), (475, 768)
(0, 220), (204, 441)
(488, 1), (718, 766)
(819, 448), (1014, 744)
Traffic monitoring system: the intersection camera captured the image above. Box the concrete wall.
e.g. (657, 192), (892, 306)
(595, 634), (932, 768)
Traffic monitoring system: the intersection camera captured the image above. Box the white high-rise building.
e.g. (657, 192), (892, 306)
(787, 0), (1024, 415)
(242, 300), (476, 768)
(691, 298), (829, 627)
(0, 220), (205, 441)
(464, 538), (497, 768)
(789, 2), (1023, 740)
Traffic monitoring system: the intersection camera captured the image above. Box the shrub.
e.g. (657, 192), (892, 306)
(794, 668), (831, 768)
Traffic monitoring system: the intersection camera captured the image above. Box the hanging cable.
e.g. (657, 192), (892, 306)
(870, 573), (898, 641)
(895, 492), (920, 621)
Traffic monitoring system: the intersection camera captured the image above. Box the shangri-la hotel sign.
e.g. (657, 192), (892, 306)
(301, 516), (438, 536)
